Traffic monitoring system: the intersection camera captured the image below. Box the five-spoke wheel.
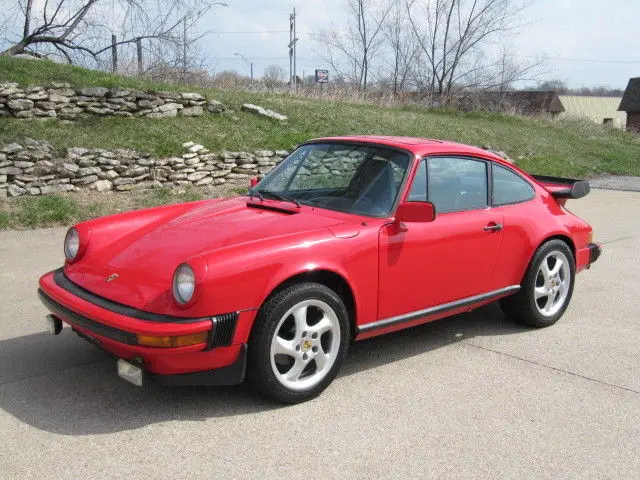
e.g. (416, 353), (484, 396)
(534, 251), (571, 317)
(247, 282), (350, 403)
(270, 299), (341, 391)
(501, 239), (575, 327)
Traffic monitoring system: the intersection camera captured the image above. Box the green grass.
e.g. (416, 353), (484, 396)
(0, 188), (220, 229)
(139, 187), (205, 208)
(2, 195), (88, 229)
(0, 211), (10, 229)
(16, 195), (82, 227)
(1, 56), (640, 178)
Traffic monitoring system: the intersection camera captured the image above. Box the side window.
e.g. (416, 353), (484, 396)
(428, 156), (488, 213)
(492, 164), (535, 205)
(407, 160), (427, 201)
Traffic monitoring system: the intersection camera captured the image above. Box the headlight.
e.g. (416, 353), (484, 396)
(64, 228), (80, 261)
(173, 263), (196, 304)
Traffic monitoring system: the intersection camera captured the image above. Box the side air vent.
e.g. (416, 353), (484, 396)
(207, 312), (239, 349)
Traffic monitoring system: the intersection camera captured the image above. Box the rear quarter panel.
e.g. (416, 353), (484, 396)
(490, 184), (593, 289)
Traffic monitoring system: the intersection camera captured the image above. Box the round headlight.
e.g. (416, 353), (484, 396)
(173, 264), (196, 304)
(64, 228), (80, 261)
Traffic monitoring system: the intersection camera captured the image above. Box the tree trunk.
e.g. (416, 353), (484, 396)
(1, 42), (28, 57)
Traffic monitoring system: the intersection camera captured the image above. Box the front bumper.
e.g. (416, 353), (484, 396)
(38, 269), (253, 383)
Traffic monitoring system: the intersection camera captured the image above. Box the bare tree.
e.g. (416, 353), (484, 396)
(263, 64), (286, 91)
(381, 1), (419, 95)
(0, 0), (212, 68)
(406, 0), (532, 100)
(315, 0), (393, 90)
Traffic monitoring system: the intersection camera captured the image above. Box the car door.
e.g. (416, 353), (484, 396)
(378, 156), (504, 320)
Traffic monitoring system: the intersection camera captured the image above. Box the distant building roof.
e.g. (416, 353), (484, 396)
(619, 77), (640, 112)
(505, 91), (565, 114)
(460, 90), (565, 115)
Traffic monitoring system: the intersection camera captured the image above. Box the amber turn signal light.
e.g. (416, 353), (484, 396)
(136, 331), (208, 348)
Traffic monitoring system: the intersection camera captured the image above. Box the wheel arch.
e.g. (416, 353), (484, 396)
(258, 269), (358, 338)
(519, 233), (576, 285)
(539, 234), (576, 260)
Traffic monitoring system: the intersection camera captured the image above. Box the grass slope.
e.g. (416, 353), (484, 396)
(0, 184), (250, 230)
(1, 57), (639, 178)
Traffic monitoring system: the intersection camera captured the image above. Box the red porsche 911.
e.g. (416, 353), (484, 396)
(38, 136), (601, 403)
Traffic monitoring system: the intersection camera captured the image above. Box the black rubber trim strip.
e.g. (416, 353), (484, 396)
(588, 243), (601, 264)
(53, 268), (209, 324)
(358, 285), (521, 334)
(148, 343), (247, 386)
(38, 288), (137, 345)
(245, 202), (298, 214)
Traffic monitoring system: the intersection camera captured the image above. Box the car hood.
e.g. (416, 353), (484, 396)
(65, 197), (354, 310)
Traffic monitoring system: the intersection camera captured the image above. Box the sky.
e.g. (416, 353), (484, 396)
(194, 0), (640, 89)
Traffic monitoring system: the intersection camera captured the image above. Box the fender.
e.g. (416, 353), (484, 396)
(196, 226), (380, 329)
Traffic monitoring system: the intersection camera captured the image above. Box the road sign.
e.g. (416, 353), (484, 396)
(315, 69), (329, 84)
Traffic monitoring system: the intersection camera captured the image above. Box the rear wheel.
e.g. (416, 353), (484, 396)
(247, 282), (350, 403)
(501, 239), (575, 327)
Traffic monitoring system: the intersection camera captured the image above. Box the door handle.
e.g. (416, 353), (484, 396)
(483, 223), (503, 232)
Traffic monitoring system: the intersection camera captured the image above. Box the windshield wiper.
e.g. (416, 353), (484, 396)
(248, 188), (264, 201)
(258, 189), (301, 208)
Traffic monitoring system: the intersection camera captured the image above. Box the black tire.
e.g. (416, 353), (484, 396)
(500, 239), (575, 328)
(247, 282), (350, 404)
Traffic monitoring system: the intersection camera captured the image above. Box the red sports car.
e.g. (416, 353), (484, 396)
(38, 136), (601, 403)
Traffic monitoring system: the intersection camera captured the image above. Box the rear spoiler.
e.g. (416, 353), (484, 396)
(531, 175), (590, 200)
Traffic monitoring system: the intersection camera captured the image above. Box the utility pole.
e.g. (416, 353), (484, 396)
(182, 15), (188, 73)
(289, 7), (298, 92)
(234, 52), (253, 85)
(136, 37), (143, 76)
(111, 34), (117, 73)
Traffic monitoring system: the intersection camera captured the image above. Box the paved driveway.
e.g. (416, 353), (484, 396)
(0, 189), (638, 479)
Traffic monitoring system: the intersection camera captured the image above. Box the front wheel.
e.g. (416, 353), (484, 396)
(247, 282), (350, 403)
(501, 239), (575, 327)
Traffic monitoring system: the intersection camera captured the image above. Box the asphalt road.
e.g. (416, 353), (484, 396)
(0, 189), (638, 479)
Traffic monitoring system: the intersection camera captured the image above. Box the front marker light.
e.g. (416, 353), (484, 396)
(173, 263), (196, 304)
(64, 227), (80, 261)
(136, 332), (208, 348)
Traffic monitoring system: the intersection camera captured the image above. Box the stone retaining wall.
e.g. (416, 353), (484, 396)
(0, 82), (227, 120)
(0, 139), (289, 198)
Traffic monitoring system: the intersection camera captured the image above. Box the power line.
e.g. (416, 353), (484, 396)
(214, 56), (320, 60)
(211, 30), (315, 36)
(523, 55), (640, 64)
(213, 30), (289, 34)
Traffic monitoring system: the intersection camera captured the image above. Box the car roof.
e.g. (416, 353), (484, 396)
(307, 135), (506, 162)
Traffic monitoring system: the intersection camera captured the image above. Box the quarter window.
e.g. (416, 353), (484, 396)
(492, 164), (535, 205)
(407, 160), (427, 201)
(428, 156), (488, 212)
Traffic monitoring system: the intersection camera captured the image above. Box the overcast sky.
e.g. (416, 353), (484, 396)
(199, 0), (639, 88)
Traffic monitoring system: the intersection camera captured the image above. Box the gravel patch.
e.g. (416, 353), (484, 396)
(589, 175), (640, 192)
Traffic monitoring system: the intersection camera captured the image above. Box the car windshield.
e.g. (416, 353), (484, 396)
(255, 143), (411, 217)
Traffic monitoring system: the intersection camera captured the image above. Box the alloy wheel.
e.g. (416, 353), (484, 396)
(269, 299), (341, 391)
(534, 251), (571, 317)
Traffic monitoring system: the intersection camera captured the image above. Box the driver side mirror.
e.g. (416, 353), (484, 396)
(395, 201), (436, 228)
(250, 177), (259, 188)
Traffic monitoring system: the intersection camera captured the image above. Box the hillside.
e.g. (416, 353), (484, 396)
(1, 56), (639, 178)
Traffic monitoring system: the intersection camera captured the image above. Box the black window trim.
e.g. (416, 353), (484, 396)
(413, 155), (537, 212)
(263, 140), (415, 219)
(490, 162), (536, 207)
(419, 154), (492, 214)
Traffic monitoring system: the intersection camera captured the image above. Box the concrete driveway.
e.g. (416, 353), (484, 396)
(0, 189), (638, 479)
